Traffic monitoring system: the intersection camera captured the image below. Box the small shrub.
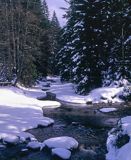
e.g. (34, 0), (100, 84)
(116, 134), (130, 148)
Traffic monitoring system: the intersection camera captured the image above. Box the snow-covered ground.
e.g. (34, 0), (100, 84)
(45, 77), (124, 104)
(0, 76), (129, 155)
(0, 86), (60, 141)
(106, 116), (131, 160)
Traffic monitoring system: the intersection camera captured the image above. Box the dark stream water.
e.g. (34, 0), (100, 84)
(0, 116), (109, 160)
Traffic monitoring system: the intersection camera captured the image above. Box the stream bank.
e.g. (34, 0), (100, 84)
(0, 110), (110, 160)
(0, 102), (131, 160)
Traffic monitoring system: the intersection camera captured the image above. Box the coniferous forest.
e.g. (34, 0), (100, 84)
(57, 0), (131, 94)
(0, 1), (131, 160)
(0, 0), (61, 86)
(0, 0), (130, 94)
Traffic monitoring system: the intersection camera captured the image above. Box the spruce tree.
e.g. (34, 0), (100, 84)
(58, 0), (108, 93)
(58, 0), (131, 93)
(50, 11), (61, 75)
(35, 0), (51, 77)
(104, 0), (131, 86)
(42, 0), (49, 19)
(57, 0), (77, 81)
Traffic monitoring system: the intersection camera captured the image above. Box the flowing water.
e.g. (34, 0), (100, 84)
(0, 115), (109, 160)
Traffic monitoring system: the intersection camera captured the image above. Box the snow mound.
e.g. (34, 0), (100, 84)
(86, 87), (123, 103)
(46, 78), (124, 104)
(106, 116), (131, 160)
(100, 108), (117, 113)
(44, 136), (79, 150)
(52, 148), (71, 159)
(121, 116), (131, 135)
(115, 143), (131, 160)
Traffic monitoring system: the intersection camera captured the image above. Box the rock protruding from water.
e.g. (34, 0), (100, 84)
(46, 92), (56, 100)
(27, 141), (42, 150)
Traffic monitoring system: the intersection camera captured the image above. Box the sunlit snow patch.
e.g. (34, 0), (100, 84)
(0, 87), (61, 142)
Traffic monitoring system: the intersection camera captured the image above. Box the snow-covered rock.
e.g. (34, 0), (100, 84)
(52, 148), (71, 160)
(106, 116), (131, 160)
(2, 135), (20, 145)
(37, 117), (54, 127)
(99, 108), (117, 113)
(18, 132), (37, 142)
(44, 136), (79, 150)
(27, 141), (41, 150)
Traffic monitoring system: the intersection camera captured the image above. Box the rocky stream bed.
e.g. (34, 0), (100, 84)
(0, 119), (108, 160)
(0, 101), (131, 160)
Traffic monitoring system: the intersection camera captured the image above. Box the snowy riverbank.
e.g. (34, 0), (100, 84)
(0, 76), (130, 160)
(0, 86), (60, 141)
(106, 116), (131, 160)
(42, 76), (125, 104)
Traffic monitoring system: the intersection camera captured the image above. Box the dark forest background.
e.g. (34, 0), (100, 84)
(0, 0), (130, 94)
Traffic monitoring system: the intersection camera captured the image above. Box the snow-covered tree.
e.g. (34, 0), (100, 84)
(42, 0), (49, 19)
(103, 0), (131, 86)
(58, 0), (131, 93)
(49, 11), (61, 75)
(57, 0), (76, 81)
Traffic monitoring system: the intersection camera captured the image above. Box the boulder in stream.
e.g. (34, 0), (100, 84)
(43, 136), (79, 150)
(52, 148), (71, 159)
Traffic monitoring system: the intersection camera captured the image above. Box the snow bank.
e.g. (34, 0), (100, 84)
(49, 83), (87, 104)
(46, 78), (124, 104)
(0, 86), (61, 141)
(106, 116), (131, 160)
(86, 87), (123, 103)
(17, 84), (46, 98)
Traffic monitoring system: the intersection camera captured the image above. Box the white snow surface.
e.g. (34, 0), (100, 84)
(3, 135), (20, 144)
(100, 108), (117, 113)
(46, 77), (124, 104)
(44, 136), (79, 150)
(52, 148), (71, 159)
(27, 141), (42, 150)
(0, 86), (60, 141)
(106, 116), (131, 160)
